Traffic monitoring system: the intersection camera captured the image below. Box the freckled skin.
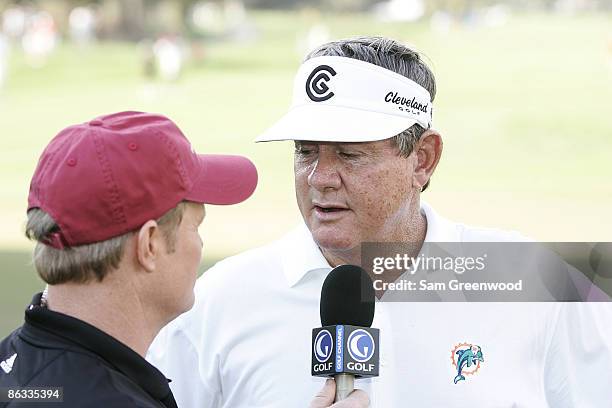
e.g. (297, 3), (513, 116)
(294, 139), (426, 266)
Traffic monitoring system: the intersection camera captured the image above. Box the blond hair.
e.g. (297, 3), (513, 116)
(25, 202), (187, 284)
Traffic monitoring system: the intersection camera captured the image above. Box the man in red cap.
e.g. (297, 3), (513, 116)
(0, 112), (366, 407)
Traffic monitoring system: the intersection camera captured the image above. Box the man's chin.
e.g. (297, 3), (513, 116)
(310, 227), (357, 254)
(177, 292), (196, 316)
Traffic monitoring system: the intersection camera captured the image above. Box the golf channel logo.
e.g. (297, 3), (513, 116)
(347, 329), (375, 363)
(314, 330), (333, 363)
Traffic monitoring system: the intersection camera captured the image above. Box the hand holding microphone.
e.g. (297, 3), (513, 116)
(311, 265), (379, 403)
(310, 379), (370, 408)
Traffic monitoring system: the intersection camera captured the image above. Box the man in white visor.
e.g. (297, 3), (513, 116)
(149, 37), (612, 407)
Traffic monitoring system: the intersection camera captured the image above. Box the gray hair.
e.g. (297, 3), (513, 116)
(305, 36), (437, 191)
(25, 202), (187, 285)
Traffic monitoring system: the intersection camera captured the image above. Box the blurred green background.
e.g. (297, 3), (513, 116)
(1, 0), (611, 335)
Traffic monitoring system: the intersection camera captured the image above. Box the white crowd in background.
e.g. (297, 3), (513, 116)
(190, 0), (255, 44)
(20, 10), (57, 67)
(372, 0), (426, 22)
(152, 36), (185, 81)
(1, 5), (59, 70)
(69, 6), (97, 46)
(143, 0), (256, 82)
(0, 3), (95, 89)
(0, 0), (603, 90)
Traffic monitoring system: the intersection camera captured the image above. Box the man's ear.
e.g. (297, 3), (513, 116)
(412, 129), (443, 191)
(136, 220), (163, 273)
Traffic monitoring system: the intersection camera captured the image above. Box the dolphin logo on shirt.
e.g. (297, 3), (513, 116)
(451, 344), (484, 384)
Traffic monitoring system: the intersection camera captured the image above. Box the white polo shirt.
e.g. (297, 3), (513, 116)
(148, 202), (612, 408)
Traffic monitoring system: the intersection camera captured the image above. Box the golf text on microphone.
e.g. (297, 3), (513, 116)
(311, 325), (379, 377)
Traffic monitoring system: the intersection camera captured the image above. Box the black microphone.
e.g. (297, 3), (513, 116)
(311, 265), (379, 401)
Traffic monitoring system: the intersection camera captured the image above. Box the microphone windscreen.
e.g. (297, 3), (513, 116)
(320, 264), (375, 327)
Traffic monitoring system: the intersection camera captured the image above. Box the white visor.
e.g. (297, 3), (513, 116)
(256, 56), (433, 143)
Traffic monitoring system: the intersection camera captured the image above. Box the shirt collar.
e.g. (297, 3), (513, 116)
(281, 201), (460, 287)
(420, 201), (460, 242)
(20, 293), (178, 408)
(281, 223), (332, 287)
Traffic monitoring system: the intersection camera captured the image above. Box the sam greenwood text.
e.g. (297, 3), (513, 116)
(374, 279), (523, 292)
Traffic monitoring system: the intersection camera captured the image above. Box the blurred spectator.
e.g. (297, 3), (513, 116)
(190, 0), (255, 42)
(225, 0), (247, 29)
(22, 11), (58, 68)
(153, 35), (185, 81)
(372, 0), (425, 22)
(226, 1), (257, 43)
(191, 2), (225, 36)
(2, 6), (26, 39)
(69, 6), (97, 46)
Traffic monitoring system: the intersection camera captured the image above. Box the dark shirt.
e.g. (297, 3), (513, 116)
(0, 293), (178, 407)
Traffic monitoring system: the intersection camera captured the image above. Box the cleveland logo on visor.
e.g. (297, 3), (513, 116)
(255, 56), (435, 143)
(306, 65), (337, 102)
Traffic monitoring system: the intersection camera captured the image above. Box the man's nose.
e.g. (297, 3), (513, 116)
(307, 150), (341, 191)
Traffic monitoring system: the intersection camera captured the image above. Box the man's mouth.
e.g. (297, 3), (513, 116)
(314, 206), (345, 213)
(312, 203), (350, 218)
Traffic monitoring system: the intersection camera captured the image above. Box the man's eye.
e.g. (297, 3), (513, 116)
(296, 148), (314, 155)
(339, 152), (358, 159)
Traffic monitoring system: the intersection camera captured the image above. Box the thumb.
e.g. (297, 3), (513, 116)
(309, 379), (336, 408)
(330, 389), (369, 408)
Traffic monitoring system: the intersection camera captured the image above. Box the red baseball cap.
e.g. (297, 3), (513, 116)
(28, 111), (258, 249)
